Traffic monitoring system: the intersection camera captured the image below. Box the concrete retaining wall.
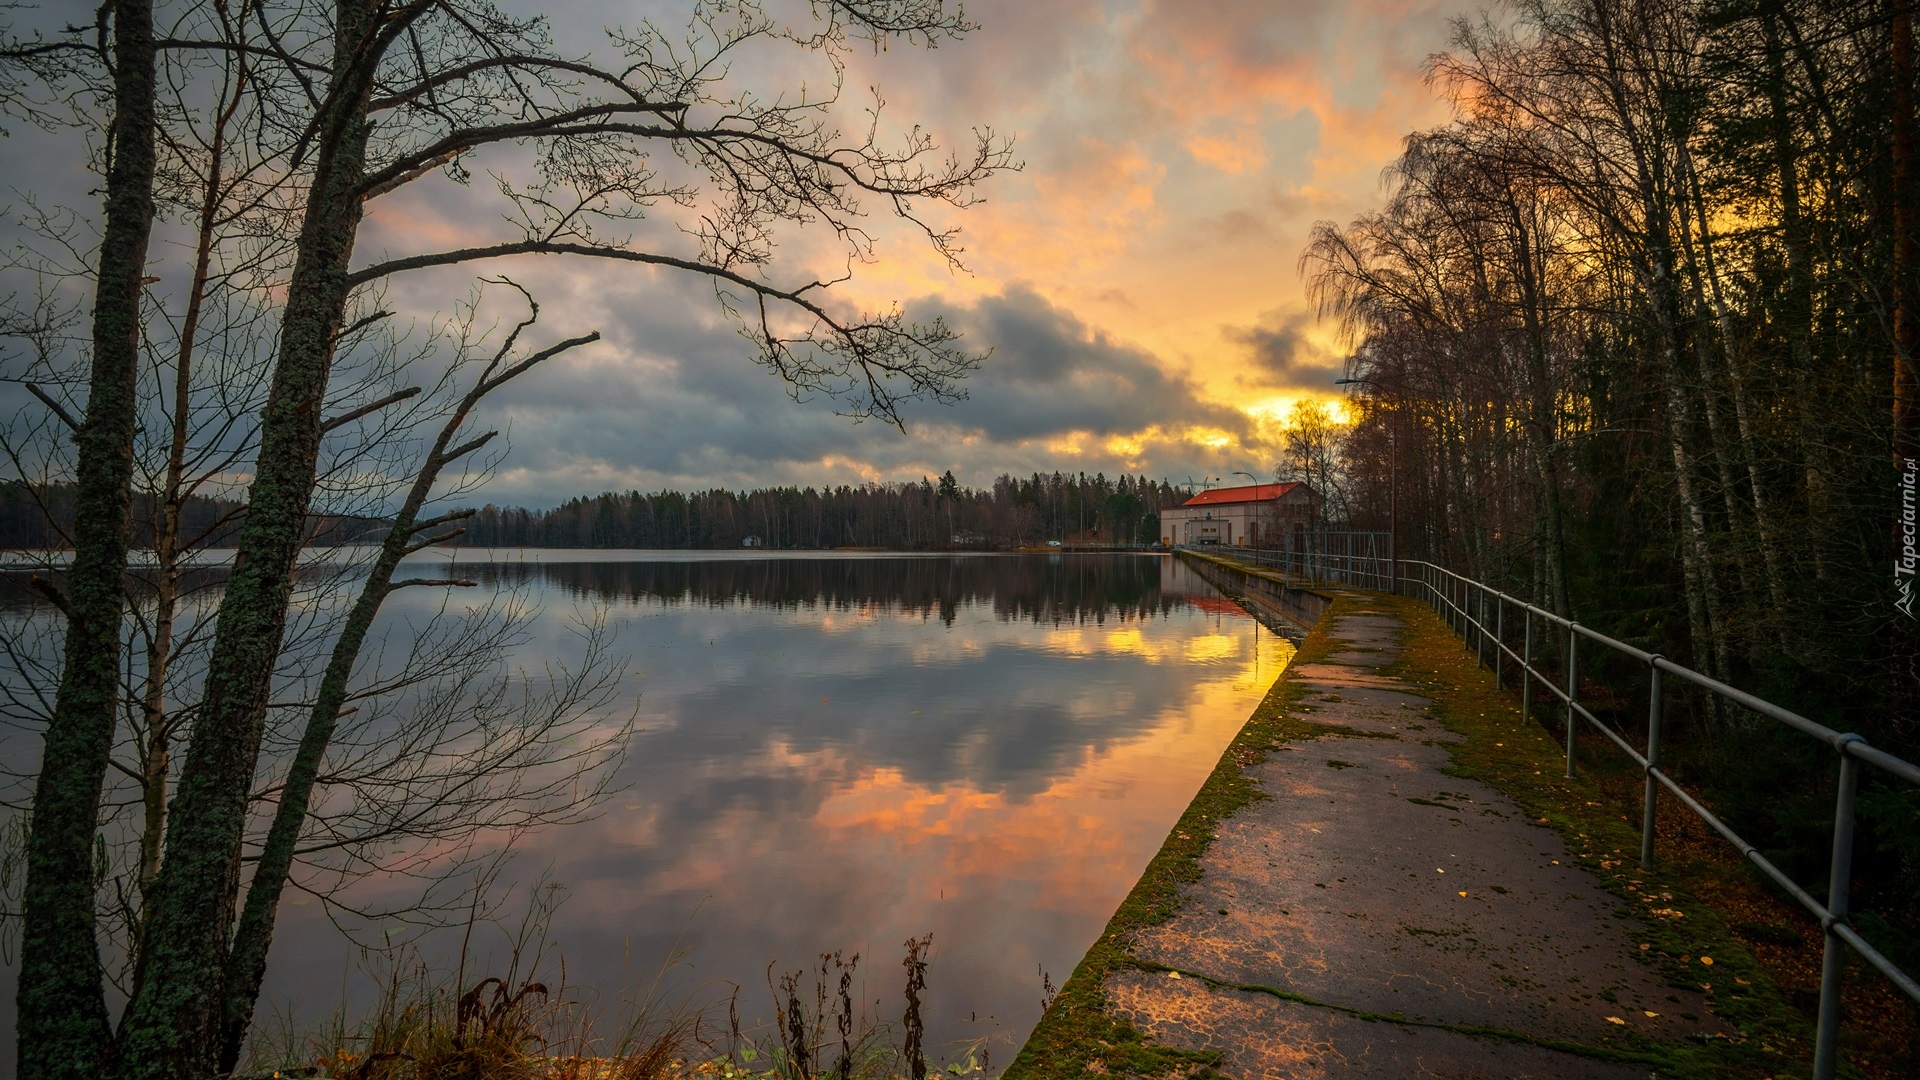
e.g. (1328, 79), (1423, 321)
(1179, 551), (1331, 635)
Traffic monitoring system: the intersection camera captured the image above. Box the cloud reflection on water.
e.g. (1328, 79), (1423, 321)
(257, 553), (1290, 1061)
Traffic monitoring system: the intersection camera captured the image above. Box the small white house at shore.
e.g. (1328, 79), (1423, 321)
(1159, 482), (1318, 549)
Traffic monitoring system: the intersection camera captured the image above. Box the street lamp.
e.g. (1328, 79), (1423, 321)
(1336, 376), (1398, 593)
(1231, 471), (1261, 550)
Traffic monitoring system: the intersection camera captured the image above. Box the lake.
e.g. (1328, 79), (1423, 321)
(4, 551), (1293, 1065)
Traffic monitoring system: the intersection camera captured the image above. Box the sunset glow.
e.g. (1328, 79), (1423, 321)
(335, 0), (1458, 503)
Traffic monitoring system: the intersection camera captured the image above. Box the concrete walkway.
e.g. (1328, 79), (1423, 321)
(1100, 594), (1727, 1078)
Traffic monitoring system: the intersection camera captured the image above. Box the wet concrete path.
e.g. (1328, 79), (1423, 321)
(1101, 593), (1726, 1078)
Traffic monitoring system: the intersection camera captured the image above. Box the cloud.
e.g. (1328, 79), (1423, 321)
(1, 0), (1462, 510)
(421, 270), (1262, 506)
(1225, 307), (1347, 390)
(920, 285), (1242, 442)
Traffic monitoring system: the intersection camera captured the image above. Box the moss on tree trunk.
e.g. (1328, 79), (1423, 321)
(16, 4), (157, 1077)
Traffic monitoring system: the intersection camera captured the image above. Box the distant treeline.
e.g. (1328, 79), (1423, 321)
(460, 472), (1192, 550)
(0, 481), (386, 549)
(0, 474), (1196, 551)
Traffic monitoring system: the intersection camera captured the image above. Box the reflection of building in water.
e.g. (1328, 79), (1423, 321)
(1159, 483), (1318, 549)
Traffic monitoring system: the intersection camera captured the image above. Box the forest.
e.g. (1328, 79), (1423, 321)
(458, 471), (1188, 549)
(0, 471), (1189, 551)
(1306, 0), (1920, 1001)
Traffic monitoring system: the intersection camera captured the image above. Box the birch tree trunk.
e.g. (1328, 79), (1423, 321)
(215, 324), (598, 1072)
(1680, 139), (1788, 635)
(112, 5), (387, 1074)
(16, 5), (156, 1077)
(1764, 12), (1829, 580)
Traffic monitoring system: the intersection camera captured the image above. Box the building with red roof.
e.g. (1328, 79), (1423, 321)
(1159, 481), (1318, 549)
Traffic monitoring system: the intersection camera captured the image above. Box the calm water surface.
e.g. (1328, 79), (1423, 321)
(15, 552), (1294, 1062)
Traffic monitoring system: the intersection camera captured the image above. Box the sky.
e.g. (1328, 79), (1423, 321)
(5, 0), (1462, 508)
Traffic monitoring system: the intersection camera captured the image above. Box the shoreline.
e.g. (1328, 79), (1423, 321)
(1003, 562), (1340, 1077)
(1006, 555), (1801, 1078)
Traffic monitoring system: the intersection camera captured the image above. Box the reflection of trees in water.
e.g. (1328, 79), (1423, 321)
(475, 555), (1191, 626)
(0, 558), (372, 611)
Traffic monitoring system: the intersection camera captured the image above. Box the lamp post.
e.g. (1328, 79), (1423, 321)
(1232, 470), (1260, 549)
(1336, 377), (1398, 593)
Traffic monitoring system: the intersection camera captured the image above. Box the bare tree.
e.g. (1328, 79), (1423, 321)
(3, 3), (161, 1075)
(6, 2), (1011, 1077)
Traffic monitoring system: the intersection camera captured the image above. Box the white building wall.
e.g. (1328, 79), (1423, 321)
(1160, 488), (1315, 548)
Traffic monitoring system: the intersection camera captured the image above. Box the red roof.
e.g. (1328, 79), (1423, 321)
(1182, 482), (1302, 507)
(1184, 595), (1250, 616)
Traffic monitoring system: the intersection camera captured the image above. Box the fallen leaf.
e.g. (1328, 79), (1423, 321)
(1700, 956), (1713, 966)
(1435, 868), (1445, 873)
(1606, 1016), (1626, 1025)
(1458, 890), (1468, 897)
(1644, 1011), (1660, 1018)
(1167, 971), (1182, 980)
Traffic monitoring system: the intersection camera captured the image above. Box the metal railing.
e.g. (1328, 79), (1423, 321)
(1397, 558), (1920, 1080)
(1197, 535), (1394, 590)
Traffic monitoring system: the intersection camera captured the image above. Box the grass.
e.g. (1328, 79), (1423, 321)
(241, 884), (701, 1080)
(242, 889), (986, 1080)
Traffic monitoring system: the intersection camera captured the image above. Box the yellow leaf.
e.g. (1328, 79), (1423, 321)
(1700, 956), (1713, 966)
(1606, 1016), (1626, 1025)
(1644, 1011), (1660, 1018)
(1458, 890), (1468, 897)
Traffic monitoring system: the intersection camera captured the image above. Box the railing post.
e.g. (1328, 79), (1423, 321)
(1477, 585), (1488, 669)
(1564, 624), (1578, 778)
(1521, 607), (1532, 724)
(1641, 661), (1663, 869)
(1494, 594), (1505, 690)
(1813, 741), (1863, 1080)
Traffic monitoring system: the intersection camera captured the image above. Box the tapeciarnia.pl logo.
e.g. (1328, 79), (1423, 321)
(1901, 456), (1918, 619)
